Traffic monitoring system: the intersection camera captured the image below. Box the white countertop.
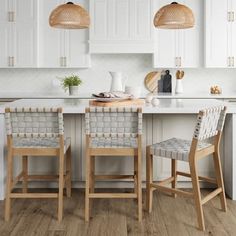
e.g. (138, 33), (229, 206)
(0, 98), (234, 114)
(0, 92), (236, 100)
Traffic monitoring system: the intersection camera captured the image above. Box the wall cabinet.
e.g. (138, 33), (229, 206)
(89, 0), (154, 53)
(38, 0), (90, 68)
(0, 0), (37, 68)
(153, 0), (202, 68)
(205, 0), (236, 68)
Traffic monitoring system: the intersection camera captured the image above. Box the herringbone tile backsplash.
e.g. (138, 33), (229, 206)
(0, 54), (235, 95)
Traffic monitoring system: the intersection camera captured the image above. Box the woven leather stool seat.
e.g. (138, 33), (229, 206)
(150, 138), (212, 162)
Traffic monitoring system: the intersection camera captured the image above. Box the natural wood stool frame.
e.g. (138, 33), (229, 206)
(85, 107), (143, 222)
(4, 107), (72, 222)
(146, 106), (227, 231)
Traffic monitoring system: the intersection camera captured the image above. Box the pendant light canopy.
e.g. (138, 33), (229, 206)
(49, 2), (90, 29)
(154, 2), (194, 29)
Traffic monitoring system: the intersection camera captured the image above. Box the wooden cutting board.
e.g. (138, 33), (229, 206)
(89, 99), (145, 107)
(144, 71), (161, 93)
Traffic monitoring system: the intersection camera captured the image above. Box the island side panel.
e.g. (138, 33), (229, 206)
(224, 114), (235, 199)
(0, 114), (6, 200)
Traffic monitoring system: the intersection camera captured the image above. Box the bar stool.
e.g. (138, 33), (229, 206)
(4, 107), (72, 221)
(146, 106), (227, 231)
(85, 107), (142, 222)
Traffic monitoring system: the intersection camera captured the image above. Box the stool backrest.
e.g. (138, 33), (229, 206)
(5, 107), (64, 138)
(85, 107), (142, 138)
(193, 106), (227, 141)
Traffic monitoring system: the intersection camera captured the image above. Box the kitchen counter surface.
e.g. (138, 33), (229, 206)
(0, 98), (234, 114)
(1, 92), (236, 100)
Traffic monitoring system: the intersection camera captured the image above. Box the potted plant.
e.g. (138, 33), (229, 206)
(62, 75), (82, 95)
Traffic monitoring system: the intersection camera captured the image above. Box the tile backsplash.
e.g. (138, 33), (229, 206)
(0, 54), (236, 95)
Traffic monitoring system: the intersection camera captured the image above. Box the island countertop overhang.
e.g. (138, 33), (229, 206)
(0, 98), (235, 114)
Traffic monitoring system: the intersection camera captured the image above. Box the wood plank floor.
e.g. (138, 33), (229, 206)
(0, 189), (235, 236)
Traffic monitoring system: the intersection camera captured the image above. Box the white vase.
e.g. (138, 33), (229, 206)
(69, 86), (79, 95)
(109, 71), (126, 92)
(175, 79), (184, 94)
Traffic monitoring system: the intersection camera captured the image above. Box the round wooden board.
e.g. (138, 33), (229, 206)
(144, 71), (161, 93)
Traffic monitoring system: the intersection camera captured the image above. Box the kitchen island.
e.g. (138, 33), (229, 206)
(0, 98), (235, 201)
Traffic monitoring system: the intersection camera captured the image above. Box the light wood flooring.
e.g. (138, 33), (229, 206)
(0, 189), (236, 236)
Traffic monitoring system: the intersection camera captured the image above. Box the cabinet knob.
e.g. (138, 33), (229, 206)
(232, 11), (235, 22)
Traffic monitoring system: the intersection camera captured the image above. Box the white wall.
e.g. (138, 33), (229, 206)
(0, 54), (236, 95)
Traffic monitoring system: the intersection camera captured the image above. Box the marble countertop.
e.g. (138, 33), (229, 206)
(0, 92), (236, 99)
(0, 98), (234, 114)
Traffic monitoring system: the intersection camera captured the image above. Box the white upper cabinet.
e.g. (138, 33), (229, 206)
(38, 0), (91, 68)
(0, 0), (37, 68)
(205, 0), (229, 67)
(89, 0), (154, 53)
(153, 0), (202, 68)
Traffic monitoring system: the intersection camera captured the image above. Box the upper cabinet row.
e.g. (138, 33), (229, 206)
(0, 0), (235, 68)
(0, 0), (90, 68)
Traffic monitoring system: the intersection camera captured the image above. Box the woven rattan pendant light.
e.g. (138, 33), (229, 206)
(154, 2), (194, 29)
(49, 2), (90, 29)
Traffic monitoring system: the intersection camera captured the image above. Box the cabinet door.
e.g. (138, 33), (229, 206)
(179, 0), (202, 68)
(205, 0), (229, 67)
(0, 0), (11, 67)
(134, 0), (153, 41)
(65, 0), (90, 68)
(153, 0), (176, 68)
(0, 24), (11, 67)
(230, 0), (236, 67)
(89, 0), (108, 41)
(66, 30), (91, 68)
(12, 0), (37, 67)
(38, 0), (65, 68)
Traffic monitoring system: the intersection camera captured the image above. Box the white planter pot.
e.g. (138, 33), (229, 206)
(69, 86), (79, 95)
(175, 79), (184, 94)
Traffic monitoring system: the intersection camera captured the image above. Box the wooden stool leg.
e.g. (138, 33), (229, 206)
(5, 149), (13, 221)
(213, 152), (227, 211)
(146, 146), (153, 213)
(22, 156), (28, 193)
(89, 156), (95, 216)
(171, 159), (177, 198)
(58, 151), (64, 222)
(66, 146), (72, 197)
(90, 156), (95, 193)
(189, 159), (205, 231)
(134, 155), (138, 195)
(85, 151), (91, 222)
(137, 140), (142, 222)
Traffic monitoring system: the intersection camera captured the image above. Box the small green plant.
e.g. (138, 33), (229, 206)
(61, 75), (82, 91)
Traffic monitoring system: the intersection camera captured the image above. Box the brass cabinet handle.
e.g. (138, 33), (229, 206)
(179, 57), (182, 67)
(228, 12), (231, 22)
(64, 57), (67, 67)
(8, 11), (15, 22)
(228, 57), (231, 67)
(60, 57), (64, 67)
(8, 57), (14, 67)
(232, 11), (235, 22)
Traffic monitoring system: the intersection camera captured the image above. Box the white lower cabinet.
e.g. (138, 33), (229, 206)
(153, 0), (202, 68)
